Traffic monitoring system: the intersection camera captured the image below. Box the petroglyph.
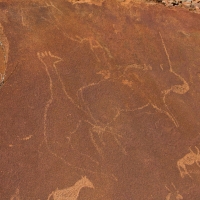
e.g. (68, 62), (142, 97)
(37, 51), (93, 169)
(47, 176), (94, 200)
(37, 51), (121, 162)
(45, 1), (63, 14)
(122, 79), (133, 87)
(0, 24), (9, 64)
(0, 73), (4, 86)
(73, 35), (113, 62)
(121, 33), (190, 127)
(67, 0), (104, 6)
(66, 121), (99, 165)
(123, 32), (189, 127)
(77, 80), (127, 157)
(38, 51), (83, 112)
(122, 65), (180, 127)
(96, 70), (111, 79)
(159, 32), (189, 127)
(85, 115), (127, 157)
(165, 183), (183, 200)
(20, 9), (26, 27)
(159, 32), (189, 96)
(37, 51), (55, 149)
(151, 103), (179, 128)
(160, 64), (164, 70)
(44, 13), (112, 64)
(177, 146), (200, 178)
(0, 23), (9, 85)
(55, 29), (113, 62)
(21, 135), (33, 141)
(76, 79), (109, 122)
(121, 103), (150, 113)
(37, 51), (116, 180)
(124, 63), (152, 72)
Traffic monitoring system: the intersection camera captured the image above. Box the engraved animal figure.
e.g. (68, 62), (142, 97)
(0, 23), (9, 85)
(37, 56), (125, 159)
(37, 51), (100, 170)
(47, 176), (94, 200)
(177, 146), (200, 178)
(122, 32), (189, 127)
(165, 183), (183, 200)
(154, 33), (189, 127)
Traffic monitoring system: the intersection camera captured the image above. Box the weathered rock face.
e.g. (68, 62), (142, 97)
(1, 0), (200, 199)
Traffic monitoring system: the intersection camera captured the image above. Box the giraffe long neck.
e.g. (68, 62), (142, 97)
(62, 182), (86, 199)
(74, 181), (86, 190)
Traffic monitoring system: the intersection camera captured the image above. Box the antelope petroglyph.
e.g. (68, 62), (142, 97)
(47, 176), (94, 200)
(177, 146), (200, 178)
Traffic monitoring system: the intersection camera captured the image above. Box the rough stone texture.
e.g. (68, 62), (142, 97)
(0, 0), (200, 199)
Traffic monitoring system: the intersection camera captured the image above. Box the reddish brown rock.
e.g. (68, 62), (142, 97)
(1, 0), (200, 199)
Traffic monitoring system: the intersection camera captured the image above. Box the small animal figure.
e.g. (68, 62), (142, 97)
(165, 183), (183, 200)
(47, 176), (94, 200)
(177, 146), (200, 178)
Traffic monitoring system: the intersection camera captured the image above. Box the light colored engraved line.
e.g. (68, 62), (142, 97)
(66, 121), (99, 165)
(123, 63), (152, 74)
(47, 51), (77, 105)
(46, 51), (99, 121)
(159, 32), (189, 98)
(89, 129), (104, 158)
(151, 103), (179, 127)
(160, 64), (164, 70)
(159, 32), (172, 71)
(45, 1), (63, 14)
(37, 52), (54, 145)
(121, 103), (150, 113)
(107, 108), (121, 125)
(10, 188), (20, 200)
(188, 67), (194, 84)
(40, 50), (113, 157)
(21, 135), (33, 141)
(177, 146), (200, 179)
(69, 0), (104, 6)
(47, 176), (94, 200)
(45, 51), (91, 118)
(165, 183), (183, 200)
(0, 25), (9, 64)
(46, 11), (112, 61)
(76, 79), (107, 124)
(122, 61), (178, 128)
(0, 73), (4, 84)
(111, 130), (127, 155)
(158, 32), (190, 127)
(104, 126), (127, 155)
(37, 52), (117, 181)
(0, 24), (9, 83)
(86, 119), (126, 155)
(21, 9), (24, 25)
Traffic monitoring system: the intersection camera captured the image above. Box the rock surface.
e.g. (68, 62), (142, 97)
(1, 0), (200, 199)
